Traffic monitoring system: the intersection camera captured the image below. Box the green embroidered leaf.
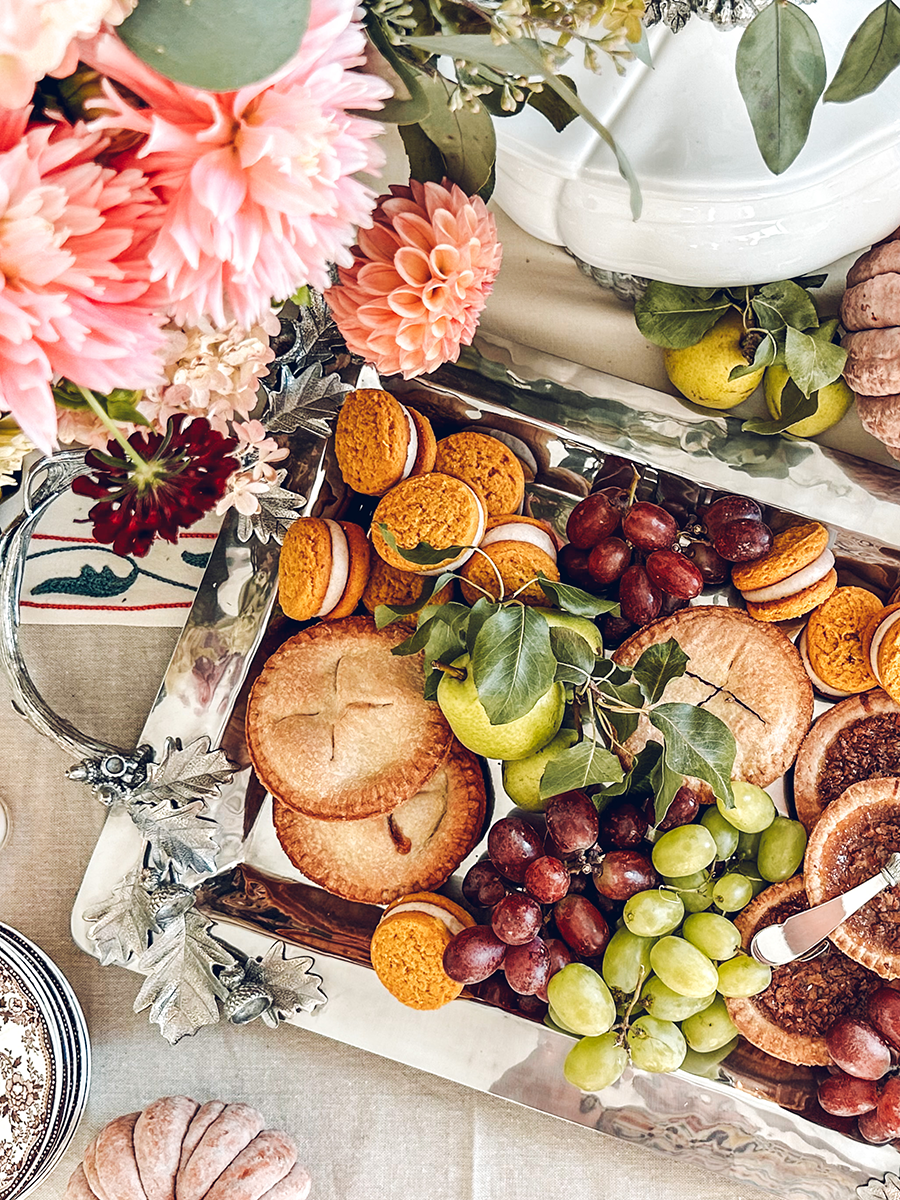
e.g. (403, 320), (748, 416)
(538, 575), (620, 617)
(471, 604), (556, 724)
(648, 703), (735, 807)
(825, 1), (900, 103)
(32, 562), (139, 598)
(634, 282), (732, 349)
(736, 2), (827, 174)
(630, 639), (689, 704)
(539, 738), (623, 799)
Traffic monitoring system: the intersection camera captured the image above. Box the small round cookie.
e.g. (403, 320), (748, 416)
(335, 388), (436, 496)
(732, 521), (830, 593)
(278, 518), (370, 621)
(796, 627), (854, 701)
(864, 602), (900, 703)
(459, 515), (559, 605)
(802, 586), (882, 694)
(371, 473), (486, 576)
(434, 431), (526, 517)
(361, 556), (454, 618)
(744, 568), (837, 623)
(370, 892), (476, 1009)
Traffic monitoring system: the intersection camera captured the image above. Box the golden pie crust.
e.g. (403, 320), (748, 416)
(792, 689), (900, 831)
(612, 606), (813, 786)
(246, 616), (453, 820)
(805, 776), (900, 978)
(272, 740), (487, 904)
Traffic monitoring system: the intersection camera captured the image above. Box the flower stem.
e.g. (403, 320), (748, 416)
(76, 386), (148, 472)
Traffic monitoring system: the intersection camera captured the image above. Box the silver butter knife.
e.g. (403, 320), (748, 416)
(750, 853), (900, 967)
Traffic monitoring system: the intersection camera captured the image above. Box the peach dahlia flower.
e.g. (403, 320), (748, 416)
(325, 179), (502, 379)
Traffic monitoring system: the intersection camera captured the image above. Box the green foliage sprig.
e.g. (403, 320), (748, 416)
(376, 531), (737, 821)
(634, 276), (847, 435)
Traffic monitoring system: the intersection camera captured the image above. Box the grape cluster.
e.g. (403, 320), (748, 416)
(559, 483), (775, 638)
(818, 989), (900, 1144)
(444, 780), (809, 1092)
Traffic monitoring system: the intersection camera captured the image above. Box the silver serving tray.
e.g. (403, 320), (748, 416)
(71, 346), (900, 1199)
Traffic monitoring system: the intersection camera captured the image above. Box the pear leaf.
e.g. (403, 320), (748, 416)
(595, 679), (644, 746)
(650, 754), (687, 827)
(750, 279), (820, 333)
(465, 597), (502, 654)
(598, 740), (662, 801)
(376, 523), (466, 567)
(741, 374), (819, 435)
(539, 738), (624, 799)
(783, 325), (847, 395)
(471, 605), (556, 724)
(634, 283), (732, 349)
(728, 332), (776, 381)
(630, 639), (689, 704)
(538, 575), (620, 617)
(550, 627), (597, 685)
(375, 573), (458, 628)
(648, 703), (735, 806)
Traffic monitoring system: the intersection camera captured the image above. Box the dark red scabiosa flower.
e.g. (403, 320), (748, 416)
(72, 415), (239, 557)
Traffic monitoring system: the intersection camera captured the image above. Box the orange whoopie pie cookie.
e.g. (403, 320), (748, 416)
(864, 602), (900, 704)
(434, 431), (526, 517)
(371, 473), (486, 575)
(459, 514), (559, 605)
(335, 388), (436, 497)
(369, 892), (476, 1009)
(278, 517), (371, 622)
(801, 586), (883, 696)
(732, 521), (836, 622)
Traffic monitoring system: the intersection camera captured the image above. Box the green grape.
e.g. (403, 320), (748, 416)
(680, 877), (716, 913)
(682, 912), (741, 961)
(712, 873), (754, 913)
(680, 1036), (740, 1080)
(661, 870), (708, 891)
(651, 825), (718, 877)
(681, 996), (739, 1053)
(546, 1005), (579, 1035)
(733, 861), (768, 897)
(626, 1014), (686, 1073)
(735, 829), (762, 860)
(716, 953), (773, 998)
(602, 926), (655, 994)
(547, 963), (616, 1035)
(717, 782), (776, 833)
(640, 976), (716, 1021)
(623, 889), (684, 938)
(700, 806), (740, 860)
(564, 1032), (628, 1092)
(757, 816), (807, 883)
(649, 936), (719, 998)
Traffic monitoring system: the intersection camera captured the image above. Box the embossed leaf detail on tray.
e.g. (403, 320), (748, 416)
(134, 909), (237, 1044)
(235, 469), (306, 546)
(82, 867), (160, 966)
(270, 291), (345, 370)
(131, 736), (234, 806)
(130, 799), (220, 876)
(262, 362), (348, 438)
(858, 1175), (900, 1200)
(245, 942), (327, 1027)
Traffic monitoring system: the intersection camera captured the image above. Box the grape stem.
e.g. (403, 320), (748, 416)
(619, 967), (648, 1031)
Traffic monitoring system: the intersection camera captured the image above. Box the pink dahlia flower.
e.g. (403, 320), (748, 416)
(324, 180), (503, 379)
(80, 0), (391, 329)
(0, 111), (165, 451)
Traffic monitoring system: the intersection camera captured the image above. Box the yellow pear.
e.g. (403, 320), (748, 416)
(763, 365), (853, 437)
(663, 310), (764, 410)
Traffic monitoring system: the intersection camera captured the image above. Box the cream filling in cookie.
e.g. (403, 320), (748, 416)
(315, 520), (350, 617)
(797, 627), (853, 699)
(742, 549), (835, 604)
(422, 485), (487, 576)
(869, 609), (900, 683)
(399, 404), (419, 481)
(381, 900), (466, 936)
(480, 521), (557, 561)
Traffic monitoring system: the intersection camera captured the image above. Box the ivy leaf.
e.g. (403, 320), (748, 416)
(471, 605), (556, 724)
(750, 280), (819, 334)
(551, 627), (597, 685)
(376, 523), (467, 568)
(735, 2), (826, 175)
(728, 332), (776, 381)
(538, 575), (620, 617)
(83, 869), (159, 967)
(630, 639), (689, 704)
(783, 325), (847, 395)
(118, 0), (310, 91)
(824, 1), (900, 103)
(741, 375), (819, 435)
(648, 703), (735, 806)
(539, 738), (624, 799)
(634, 282), (732, 349)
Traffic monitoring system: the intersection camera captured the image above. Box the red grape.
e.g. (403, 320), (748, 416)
(658, 592), (689, 619)
(654, 784), (702, 831)
(545, 791), (599, 855)
(622, 501), (678, 551)
(597, 801), (648, 849)
(566, 493), (621, 549)
(683, 541), (729, 586)
(858, 1107), (896, 1144)
(867, 986), (900, 1051)
(503, 936), (551, 995)
(558, 543), (593, 589)
(515, 992), (549, 1020)
(713, 518), (774, 564)
(553, 895), (610, 957)
(702, 495), (763, 540)
(593, 848), (658, 900)
(645, 549), (704, 600)
(587, 537), (631, 587)
(524, 855), (570, 903)
(618, 564), (662, 627)
(471, 973), (518, 1012)
(817, 1071), (878, 1117)
(491, 892), (544, 946)
(826, 1016), (892, 1080)
(877, 1075), (900, 1137)
(487, 816), (545, 883)
(443, 925), (507, 984)
(462, 860), (508, 909)
(602, 614), (636, 647)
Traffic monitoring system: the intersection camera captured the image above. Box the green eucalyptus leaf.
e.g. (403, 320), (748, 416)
(525, 77), (579, 130)
(750, 280), (819, 334)
(550, 627), (596, 685)
(728, 332), (776, 381)
(538, 575), (620, 617)
(415, 71), (496, 196)
(825, 1), (900, 103)
(650, 755), (686, 827)
(784, 325), (847, 395)
(365, 14), (432, 124)
(741, 375), (819, 435)
(376, 523), (467, 567)
(630, 639), (689, 704)
(634, 282), (732, 349)
(648, 703), (736, 806)
(399, 122), (446, 184)
(735, 2), (827, 175)
(631, 25), (653, 68)
(401, 34), (555, 73)
(118, 0), (310, 91)
(539, 738), (624, 800)
(471, 605), (556, 724)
